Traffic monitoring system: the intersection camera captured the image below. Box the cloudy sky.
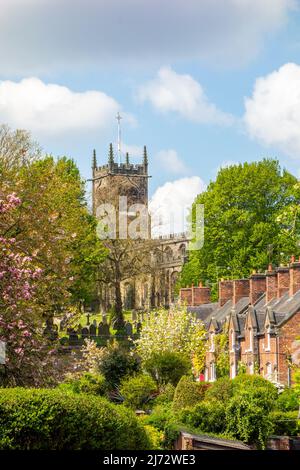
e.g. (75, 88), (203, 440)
(1, 0), (300, 233)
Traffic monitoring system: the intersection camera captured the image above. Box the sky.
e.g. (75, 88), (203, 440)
(1, 0), (300, 233)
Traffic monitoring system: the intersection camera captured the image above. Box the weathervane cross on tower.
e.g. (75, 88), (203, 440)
(116, 111), (122, 164)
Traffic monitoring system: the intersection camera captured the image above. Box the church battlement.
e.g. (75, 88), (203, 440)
(94, 162), (146, 176)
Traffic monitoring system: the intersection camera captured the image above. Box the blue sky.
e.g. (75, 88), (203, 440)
(1, 0), (300, 230)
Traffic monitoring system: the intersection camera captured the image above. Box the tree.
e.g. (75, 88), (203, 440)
(181, 159), (298, 298)
(0, 194), (56, 386)
(135, 306), (207, 375)
(0, 125), (106, 322)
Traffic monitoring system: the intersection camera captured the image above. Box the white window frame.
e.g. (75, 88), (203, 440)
(265, 325), (271, 352)
(210, 362), (216, 382)
(249, 362), (254, 375)
(231, 361), (236, 379)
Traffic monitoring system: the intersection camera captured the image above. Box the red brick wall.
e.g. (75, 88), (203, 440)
(219, 280), (233, 306)
(233, 279), (250, 305)
(193, 286), (211, 305)
(249, 274), (266, 305)
(289, 262), (300, 297)
(277, 267), (289, 298)
(266, 271), (277, 303)
(180, 286), (211, 306)
(278, 311), (300, 385)
(180, 288), (192, 305)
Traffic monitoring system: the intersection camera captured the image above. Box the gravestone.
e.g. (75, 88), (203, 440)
(131, 311), (137, 322)
(76, 323), (82, 334)
(59, 320), (64, 332)
(102, 314), (108, 325)
(125, 321), (133, 336)
(98, 322), (105, 336)
(69, 332), (78, 345)
(89, 324), (97, 336)
(86, 313), (90, 326)
(81, 327), (89, 339)
(136, 321), (142, 334)
(103, 323), (110, 336)
(93, 319), (97, 327)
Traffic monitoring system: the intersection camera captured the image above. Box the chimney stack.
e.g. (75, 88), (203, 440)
(276, 266), (290, 298)
(265, 264), (278, 303)
(193, 282), (211, 305)
(218, 280), (233, 306)
(289, 256), (300, 297)
(249, 272), (266, 304)
(233, 279), (250, 305)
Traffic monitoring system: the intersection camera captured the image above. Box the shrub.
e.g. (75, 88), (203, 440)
(225, 392), (274, 448)
(120, 374), (157, 410)
(143, 403), (173, 431)
(276, 388), (299, 412)
(0, 388), (151, 450)
(93, 343), (140, 388)
(173, 376), (209, 412)
(143, 425), (164, 449)
(231, 374), (277, 412)
(269, 410), (300, 436)
(205, 376), (234, 403)
(58, 372), (107, 396)
(144, 351), (190, 387)
(162, 422), (180, 450)
(154, 383), (175, 405)
(179, 400), (226, 435)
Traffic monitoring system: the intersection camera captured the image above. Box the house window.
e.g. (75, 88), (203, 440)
(231, 361), (236, 379)
(266, 362), (272, 378)
(249, 362), (254, 375)
(210, 362), (216, 382)
(204, 367), (208, 382)
(249, 327), (253, 352)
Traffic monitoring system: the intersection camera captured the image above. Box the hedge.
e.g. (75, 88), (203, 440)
(172, 376), (209, 412)
(0, 388), (151, 450)
(270, 410), (300, 436)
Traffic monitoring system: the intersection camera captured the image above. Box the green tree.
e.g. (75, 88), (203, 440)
(181, 159), (298, 298)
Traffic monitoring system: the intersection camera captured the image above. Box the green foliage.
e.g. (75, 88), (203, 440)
(225, 392), (274, 448)
(154, 383), (175, 405)
(143, 425), (163, 450)
(0, 388), (151, 450)
(162, 422), (181, 450)
(179, 400), (226, 434)
(172, 376), (209, 412)
(269, 410), (300, 436)
(214, 332), (230, 378)
(135, 307), (207, 375)
(205, 376), (234, 403)
(276, 387), (299, 412)
(143, 403), (173, 431)
(58, 372), (107, 396)
(231, 374), (278, 411)
(120, 374), (157, 410)
(82, 340), (140, 388)
(144, 351), (190, 387)
(180, 159), (298, 298)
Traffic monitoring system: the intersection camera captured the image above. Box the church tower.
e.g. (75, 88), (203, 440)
(91, 143), (149, 217)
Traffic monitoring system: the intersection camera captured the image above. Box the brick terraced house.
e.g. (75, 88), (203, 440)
(180, 257), (300, 386)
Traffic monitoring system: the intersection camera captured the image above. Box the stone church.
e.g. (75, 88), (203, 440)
(91, 143), (189, 312)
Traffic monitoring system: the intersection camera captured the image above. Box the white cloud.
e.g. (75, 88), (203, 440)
(244, 63), (300, 157)
(121, 143), (143, 158)
(0, 0), (294, 74)
(149, 176), (206, 236)
(138, 67), (233, 125)
(0, 77), (131, 136)
(156, 149), (189, 175)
